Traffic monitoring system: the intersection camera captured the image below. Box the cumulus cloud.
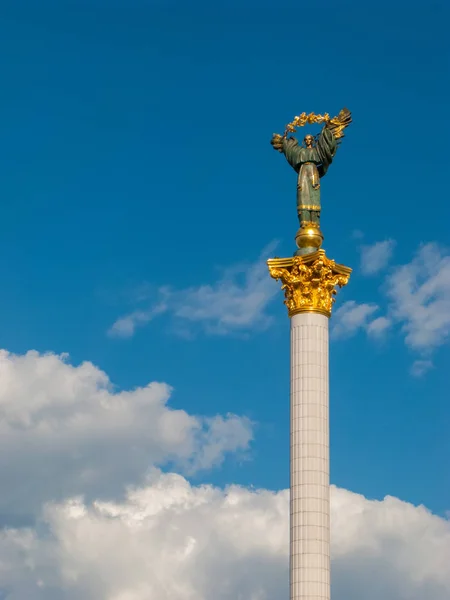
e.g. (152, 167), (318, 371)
(0, 346), (447, 599)
(0, 473), (448, 600)
(331, 301), (391, 339)
(331, 487), (450, 599)
(360, 239), (396, 275)
(0, 350), (252, 519)
(108, 245), (279, 339)
(385, 243), (450, 351)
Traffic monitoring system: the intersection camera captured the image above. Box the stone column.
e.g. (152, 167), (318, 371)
(290, 312), (329, 600)
(268, 249), (351, 600)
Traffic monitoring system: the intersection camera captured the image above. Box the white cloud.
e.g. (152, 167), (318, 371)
(410, 360), (434, 377)
(334, 242), (450, 372)
(0, 473), (448, 600)
(331, 301), (390, 339)
(0, 350), (252, 519)
(386, 243), (450, 351)
(108, 245), (279, 338)
(366, 316), (391, 337)
(0, 344), (447, 598)
(360, 239), (396, 275)
(331, 487), (450, 598)
(109, 304), (167, 338)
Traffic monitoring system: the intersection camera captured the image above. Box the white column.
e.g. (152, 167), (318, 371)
(290, 312), (330, 600)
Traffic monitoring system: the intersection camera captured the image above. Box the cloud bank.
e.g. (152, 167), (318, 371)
(0, 473), (449, 600)
(0, 348), (447, 599)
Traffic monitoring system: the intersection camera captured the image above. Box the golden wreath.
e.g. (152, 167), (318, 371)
(271, 108), (352, 152)
(285, 112), (331, 134)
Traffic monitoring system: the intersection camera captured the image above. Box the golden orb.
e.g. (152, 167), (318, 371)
(295, 223), (324, 251)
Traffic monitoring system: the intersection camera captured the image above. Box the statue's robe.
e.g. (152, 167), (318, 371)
(282, 128), (337, 215)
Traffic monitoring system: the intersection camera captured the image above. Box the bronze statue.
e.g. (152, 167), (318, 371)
(270, 109), (352, 254)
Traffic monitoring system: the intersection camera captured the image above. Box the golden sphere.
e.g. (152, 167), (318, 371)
(295, 224), (324, 250)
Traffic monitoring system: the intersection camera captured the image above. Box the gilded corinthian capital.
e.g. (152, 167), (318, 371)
(267, 250), (351, 318)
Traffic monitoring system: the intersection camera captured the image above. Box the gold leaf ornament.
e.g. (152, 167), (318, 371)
(283, 108), (352, 139)
(267, 250), (351, 318)
(285, 112), (331, 134)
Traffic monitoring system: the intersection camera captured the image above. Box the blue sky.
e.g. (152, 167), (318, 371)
(1, 0), (449, 506)
(0, 2), (449, 597)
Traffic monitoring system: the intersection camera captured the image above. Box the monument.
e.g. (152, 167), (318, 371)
(268, 110), (352, 600)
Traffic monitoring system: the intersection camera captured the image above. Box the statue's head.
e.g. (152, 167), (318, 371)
(303, 134), (314, 148)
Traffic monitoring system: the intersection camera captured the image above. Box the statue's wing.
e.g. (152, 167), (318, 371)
(325, 107), (352, 144)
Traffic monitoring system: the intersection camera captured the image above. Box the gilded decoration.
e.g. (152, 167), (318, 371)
(267, 250), (351, 318)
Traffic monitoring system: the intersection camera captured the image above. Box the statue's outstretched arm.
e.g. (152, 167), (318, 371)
(270, 133), (285, 153)
(270, 134), (302, 171)
(282, 137), (303, 170)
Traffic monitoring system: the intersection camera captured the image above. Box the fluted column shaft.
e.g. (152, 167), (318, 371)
(290, 312), (330, 600)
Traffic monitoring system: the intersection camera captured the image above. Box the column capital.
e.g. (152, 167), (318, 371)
(267, 250), (351, 318)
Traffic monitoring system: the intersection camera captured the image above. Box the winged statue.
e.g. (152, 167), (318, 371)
(270, 108), (352, 230)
